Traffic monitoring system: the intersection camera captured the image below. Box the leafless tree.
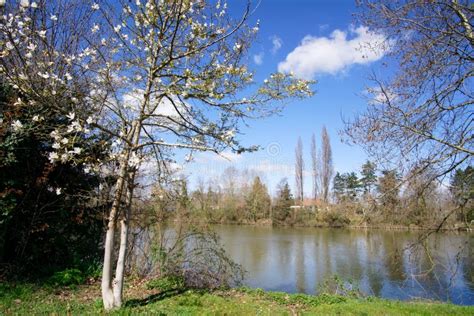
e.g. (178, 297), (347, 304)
(295, 136), (304, 204)
(320, 126), (333, 203)
(311, 133), (318, 200)
(345, 0), (473, 181)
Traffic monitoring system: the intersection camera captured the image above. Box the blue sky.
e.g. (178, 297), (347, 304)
(183, 0), (391, 195)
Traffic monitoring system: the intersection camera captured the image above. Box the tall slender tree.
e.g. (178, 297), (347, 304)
(320, 126), (333, 203)
(311, 133), (318, 200)
(295, 137), (304, 204)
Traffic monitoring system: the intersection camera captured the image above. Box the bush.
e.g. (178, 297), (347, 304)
(321, 210), (351, 227)
(47, 268), (85, 286)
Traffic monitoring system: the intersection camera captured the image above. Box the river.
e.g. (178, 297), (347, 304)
(212, 225), (473, 305)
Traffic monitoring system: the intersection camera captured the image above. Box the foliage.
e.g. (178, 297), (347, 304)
(451, 166), (474, 223)
(47, 268), (85, 286)
(0, 85), (107, 276)
(245, 176), (271, 222)
(272, 178), (294, 225)
(360, 160), (377, 196)
(377, 170), (400, 222)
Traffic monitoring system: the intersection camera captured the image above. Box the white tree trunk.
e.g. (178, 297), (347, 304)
(102, 121), (140, 310)
(112, 179), (134, 308)
(101, 157), (129, 310)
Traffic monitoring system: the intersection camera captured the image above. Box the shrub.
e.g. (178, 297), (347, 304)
(47, 268), (84, 286)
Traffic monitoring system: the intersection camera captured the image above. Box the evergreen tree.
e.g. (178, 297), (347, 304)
(450, 166), (474, 222)
(377, 170), (400, 222)
(360, 160), (377, 196)
(333, 172), (346, 202)
(346, 172), (361, 201)
(272, 178), (294, 224)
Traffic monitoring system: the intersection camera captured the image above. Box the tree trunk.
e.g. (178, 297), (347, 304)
(112, 181), (134, 307)
(101, 155), (129, 310)
(101, 121), (141, 310)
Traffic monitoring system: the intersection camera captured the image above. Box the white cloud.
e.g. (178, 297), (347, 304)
(270, 35), (283, 54)
(278, 26), (390, 79)
(253, 52), (264, 65)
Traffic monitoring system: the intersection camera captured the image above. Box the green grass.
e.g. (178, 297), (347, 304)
(1, 282), (473, 315)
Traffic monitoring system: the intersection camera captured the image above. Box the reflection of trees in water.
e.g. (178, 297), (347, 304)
(399, 233), (474, 303)
(383, 232), (406, 282)
(295, 233), (307, 293)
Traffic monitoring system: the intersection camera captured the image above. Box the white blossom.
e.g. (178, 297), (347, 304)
(11, 120), (23, 131)
(91, 3), (100, 10)
(37, 72), (49, 79)
(48, 152), (59, 163)
(50, 15), (58, 21)
(37, 30), (47, 38)
(6, 42), (14, 51)
(55, 188), (62, 195)
(91, 24), (100, 33)
(66, 112), (75, 120)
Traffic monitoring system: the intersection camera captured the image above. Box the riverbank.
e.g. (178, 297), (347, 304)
(1, 281), (473, 315)
(202, 219), (473, 232)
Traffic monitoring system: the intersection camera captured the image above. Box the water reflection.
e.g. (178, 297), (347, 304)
(213, 225), (474, 305)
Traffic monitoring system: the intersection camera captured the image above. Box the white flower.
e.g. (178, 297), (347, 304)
(38, 72), (49, 79)
(6, 42), (14, 51)
(91, 3), (100, 10)
(65, 72), (73, 80)
(50, 15), (58, 21)
(71, 97), (79, 104)
(114, 25), (122, 32)
(91, 24), (100, 33)
(32, 115), (41, 122)
(52, 142), (61, 149)
(30, 2), (37, 8)
(48, 152), (59, 163)
(86, 116), (94, 124)
(20, 0), (29, 8)
(25, 52), (33, 59)
(38, 30), (47, 38)
(11, 120), (23, 131)
(61, 137), (69, 144)
(55, 188), (62, 195)
(73, 147), (82, 154)
(66, 112), (75, 120)
(60, 153), (69, 162)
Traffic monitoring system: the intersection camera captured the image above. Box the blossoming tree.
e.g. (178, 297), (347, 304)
(0, 0), (314, 309)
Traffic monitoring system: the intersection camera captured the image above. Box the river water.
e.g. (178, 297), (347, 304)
(212, 225), (473, 305)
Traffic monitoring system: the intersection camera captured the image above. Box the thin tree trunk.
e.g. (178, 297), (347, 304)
(112, 179), (134, 307)
(101, 155), (129, 310)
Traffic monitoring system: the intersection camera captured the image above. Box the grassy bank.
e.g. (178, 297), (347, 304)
(1, 281), (473, 315)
